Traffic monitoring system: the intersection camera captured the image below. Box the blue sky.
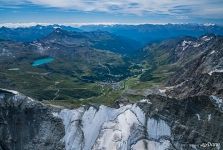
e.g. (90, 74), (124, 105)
(0, 0), (223, 25)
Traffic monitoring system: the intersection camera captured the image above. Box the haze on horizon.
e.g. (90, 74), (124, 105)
(0, 0), (223, 25)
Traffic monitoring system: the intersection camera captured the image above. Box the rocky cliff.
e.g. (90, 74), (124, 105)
(1, 89), (222, 150)
(0, 89), (64, 150)
(166, 35), (223, 99)
(142, 35), (223, 99)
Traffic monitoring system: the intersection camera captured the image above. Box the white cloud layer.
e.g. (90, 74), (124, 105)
(1, 0), (223, 18)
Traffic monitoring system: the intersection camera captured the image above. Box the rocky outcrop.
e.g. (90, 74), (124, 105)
(166, 35), (223, 99)
(1, 89), (223, 150)
(143, 34), (223, 99)
(0, 89), (65, 150)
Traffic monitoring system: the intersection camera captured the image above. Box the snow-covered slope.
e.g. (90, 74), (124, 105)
(58, 104), (171, 150)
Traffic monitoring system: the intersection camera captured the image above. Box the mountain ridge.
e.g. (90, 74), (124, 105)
(1, 24), (223, 44)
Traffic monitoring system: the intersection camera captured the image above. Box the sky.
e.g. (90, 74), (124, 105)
(0, 0), (223, 25)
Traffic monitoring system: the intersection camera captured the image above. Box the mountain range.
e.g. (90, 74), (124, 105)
(0, 24), (223, 150)
(80, 24), (223, 44)
(1, 24), (223, 44)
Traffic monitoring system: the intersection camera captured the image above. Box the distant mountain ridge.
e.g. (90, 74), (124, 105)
(40, 28), (141, 55)
(80, 24), (223, 44)
(1, 24), (223, 45)
(0, 25), (81, 42)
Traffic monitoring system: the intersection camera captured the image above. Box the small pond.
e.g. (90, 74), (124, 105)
(32, 57), (54, 67)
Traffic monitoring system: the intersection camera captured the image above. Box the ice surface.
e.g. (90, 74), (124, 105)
(59, 104), (171, 150)
(147, 118), (171, 140)
(131, 139), (170, 150)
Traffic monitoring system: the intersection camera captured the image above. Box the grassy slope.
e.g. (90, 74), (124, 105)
(0, 39), (178, 108)
(1, 60), (173, 108)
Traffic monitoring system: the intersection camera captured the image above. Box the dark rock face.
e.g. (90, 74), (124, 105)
(0, 89), (65, 150)
(142, 34), (223, 99)
(167, 73), (223, 99)
(166, 35), (223, 99)
(139, 95), (223, 146)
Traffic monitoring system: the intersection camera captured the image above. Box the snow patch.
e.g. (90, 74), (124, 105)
(59, 108), (85, 150)
(208, 69), (223, 75)
(147, 118), (171, 140)
(210, 50), (215, 54)
(52, 112), (59, 118)
(81, 105), (130, 150)
(131, 104), (146, 125)
(131, 139), (170, 150)
(209, 95), (223, 111)
(140, 99), (152, 104)
(193, 42), (202, 47)
(165, 80), (187, 90)
(202, 36), (213, 42)
(204, 23), (216, 26)
(0, 88), (19, 95)
(159, 89), (166, 94)
(208, 114), (211, 121)
(181, 40), (192, 51)
(196, 114), (201, 121)
(182, 40), (192, 47)
(93, 109), (140, 150)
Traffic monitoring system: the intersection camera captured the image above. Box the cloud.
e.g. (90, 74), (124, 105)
(0, 0), (223, 19)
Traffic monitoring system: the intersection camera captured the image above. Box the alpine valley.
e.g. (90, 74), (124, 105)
(0, 24), (223, 150)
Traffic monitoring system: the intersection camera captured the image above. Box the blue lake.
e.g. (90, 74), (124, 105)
(32, 57), (54, 67)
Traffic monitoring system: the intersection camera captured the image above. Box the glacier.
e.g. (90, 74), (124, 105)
(58, 104), (171, 150)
